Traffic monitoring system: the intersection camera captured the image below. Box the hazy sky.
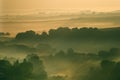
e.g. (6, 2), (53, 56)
(1, 0), (120, 14)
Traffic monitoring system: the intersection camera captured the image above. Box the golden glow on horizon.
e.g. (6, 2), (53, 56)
(0, 0), (120, 35)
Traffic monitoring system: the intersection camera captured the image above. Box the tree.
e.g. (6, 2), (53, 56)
(0, 60), (12, 80)
(0, 59), (33, 80)
(26, 54), (47, 80)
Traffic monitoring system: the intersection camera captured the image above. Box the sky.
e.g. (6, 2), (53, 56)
(0, 0), (120, 35)
(1, 0), (120, 14)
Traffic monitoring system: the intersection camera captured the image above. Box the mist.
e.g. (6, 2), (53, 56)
(0, 27), (120, 80)
(1, 10), (120, 37)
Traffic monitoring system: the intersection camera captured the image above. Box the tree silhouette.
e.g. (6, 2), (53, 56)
(26, 54), (47, 80)
(0, 59), (33, 80)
